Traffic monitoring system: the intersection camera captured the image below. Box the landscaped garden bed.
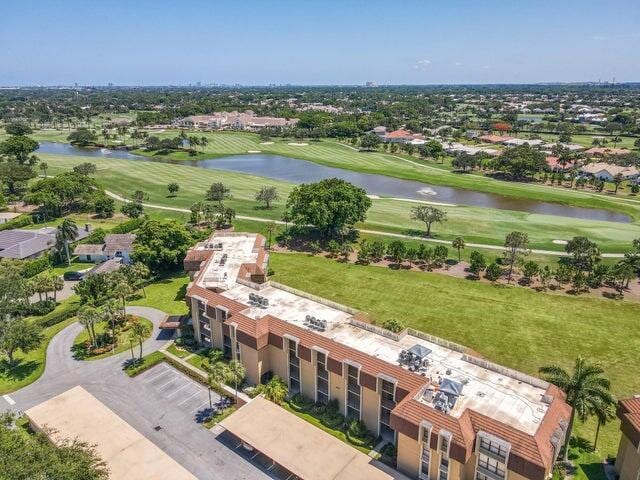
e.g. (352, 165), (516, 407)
(72, 315), (153, 361)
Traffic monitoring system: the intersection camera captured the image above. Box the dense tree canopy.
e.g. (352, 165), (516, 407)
(286, 178), (371, 237)
(132, 220), (194, 274)
(491, 144), (546, 179)
(67, 128), (98, 146)
(25, 171), (99, 217)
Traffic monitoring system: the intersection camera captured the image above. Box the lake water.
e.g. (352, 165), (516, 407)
(37, 142), (631, 223)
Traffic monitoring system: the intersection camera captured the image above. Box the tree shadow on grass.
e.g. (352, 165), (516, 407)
(0, 358), (39, 381)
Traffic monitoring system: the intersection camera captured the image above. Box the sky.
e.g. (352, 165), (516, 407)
(1, 0), (639, 86)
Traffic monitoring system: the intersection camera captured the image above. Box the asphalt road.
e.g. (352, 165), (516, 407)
(2, 306), (270, 480)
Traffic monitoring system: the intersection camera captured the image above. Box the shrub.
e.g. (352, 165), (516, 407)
(382, 318), (405, 333)
(0, 214), (32, 232)
(484, 262), (502, 282)
(110, 217), (145, 234)
(123, 351), (165, 377)
(21, 255), (52, 278)
(27, 299), (56, 316)
(33, 300), (80, 328)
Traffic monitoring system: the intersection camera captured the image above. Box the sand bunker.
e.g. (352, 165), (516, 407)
(247, 150), (261, 153)
(552, 239), (568, 245)
(287, 142), (308, 146)
(259, 141), (274, 145)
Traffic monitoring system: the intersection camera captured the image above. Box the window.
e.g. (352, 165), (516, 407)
(288, 340), (300, 394)
(438, 431), (451, 480)
(222, 334), (232, 359)
(379, 379), (396, 439)
(316, 352), (329, 404)
(420, 427), (431, 480)
(234, 339), (241, 362)
(345, 364), (361, 420)
(476, 453), (506, 480)
(479, 436), (509, 461)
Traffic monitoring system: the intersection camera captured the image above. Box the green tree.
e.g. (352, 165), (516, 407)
(132, 220), (193, 274)
(484, 262), (502, 282)
(121, 201), (144, 218)
(539, 357), (615, 463)
(67, 128), (98, 146)
(0, 412), (108, 480)
(167, 182), (180, 197)
(286, 179), (371, 238)
(128, 317), (151, 360)
(5, 122), (33, 136)
(565, 236), (600, 273)
(38, 161), (49, 177)
(360, 133), (381, 150)
(78, 306), (100, 348)
(468, 251), (486, 278)
(227, 360), (246, 405)
(452, 236), (465, 262)
(254, 185), (279, 209)
(0, 135), (39, 163)
(0, 317), (42, 365)
(72, 162), (97, 176)
(410, 205), (447, 237)
(113, 279), (133, 317)
(491, 144), (546, 179)
(257, 376), (288, 405)
(94, 196), (115, 218)
(386, 240), (406, 265)
(57, 218), (78, 266)
(206, 182), (231, 206)
(521, 260), (539, 284)
(503, 231), (529, 284)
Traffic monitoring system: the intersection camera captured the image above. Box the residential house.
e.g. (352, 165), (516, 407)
(580, 162), (639, 182)
(383, 130), (426, 145)
(503, 138), (544, 147)
(584, 147), (630, 157)
(73, 233), (136, 263)
(0, 225), (91, 260)
(615, 396), (640, 480)
(545, 156), (578, 172)
(478, 134), (512, 144)
(184, 232), (571, 480)
(175, 111), (297, 131)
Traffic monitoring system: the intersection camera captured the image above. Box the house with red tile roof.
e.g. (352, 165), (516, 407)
(184, 232), (571, 480)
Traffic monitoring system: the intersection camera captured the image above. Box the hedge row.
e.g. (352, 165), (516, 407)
(0, 214), (33, 232)
(123, 351), (165, 377)
(162, 353), (232, 399)
(33, 300), (80, 328)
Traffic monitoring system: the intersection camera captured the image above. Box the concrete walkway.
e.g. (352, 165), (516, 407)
(104, 190), (626, 258)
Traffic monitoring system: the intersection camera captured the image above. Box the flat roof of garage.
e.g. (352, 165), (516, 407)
(219, 396), (407, 480)
(25, 386), (197, 480)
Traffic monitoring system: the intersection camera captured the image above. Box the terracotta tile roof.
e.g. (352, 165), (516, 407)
(585, 147), (629, 156)
(618, 396), (640, 448)
(478, 134), (512, 143)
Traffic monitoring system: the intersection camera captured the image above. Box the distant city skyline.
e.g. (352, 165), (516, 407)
(2, 0), (639, 86)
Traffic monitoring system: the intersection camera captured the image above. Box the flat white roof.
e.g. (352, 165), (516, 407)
(196, 234), (259, 290)
(209, 234), (550, 435)
(25, 386), (197, 480)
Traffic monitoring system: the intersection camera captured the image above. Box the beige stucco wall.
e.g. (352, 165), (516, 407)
(190, 298), (201, 339)
(240, 345), (260, 385)
(268, 345), (287, 381)
(210, 317), (223, 350)
(361, 385), (380, 434)
(329, 371), (344, 411)
(300, 356), (315, 399)
(616, 434), (640, 480)
(397, 431), (421, 479)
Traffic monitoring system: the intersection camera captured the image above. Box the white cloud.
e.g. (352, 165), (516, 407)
(454, 61), (463, 67)
(414, 59), (431, 70)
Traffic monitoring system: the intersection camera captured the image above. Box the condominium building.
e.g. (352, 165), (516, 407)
(615, 396), (640, 480)
(174, 111), (298, 131)
(184, 232), (571, 480)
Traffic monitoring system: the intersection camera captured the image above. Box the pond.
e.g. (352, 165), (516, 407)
(37, 142), (631, 223)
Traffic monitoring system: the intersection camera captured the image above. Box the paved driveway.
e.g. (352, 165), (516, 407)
(2, 307), (269, 480)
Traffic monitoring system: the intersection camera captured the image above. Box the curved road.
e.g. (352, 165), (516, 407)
(4, 306), (268, 480)
(105, 190), (625, 258)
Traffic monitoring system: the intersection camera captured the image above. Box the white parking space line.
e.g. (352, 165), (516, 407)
(157, 376), (180, 390)
(192, 401), (211, 413)
(143, 369), (172, 383)
(166, 382), (195, 398)
(2, 394), (15, 405)
(178, 390), (203, 406)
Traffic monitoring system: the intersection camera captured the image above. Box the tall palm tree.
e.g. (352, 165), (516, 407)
(539, 357), (615, 463)
(57, 219), (78, 266)
(102, 299), (121, 346)
(113, 280), (133, 317)
(227, 360), (246, 405)
(129, 262), (150, 298)
(128, 318), (151, 360)
(78, 306), (99, 348)
(208, 361), (230, 408)
(51, 275), (64, 302)
(591, 399), (615, 450)
(39, 162), (49, 178)
(452, 236), (465, 262)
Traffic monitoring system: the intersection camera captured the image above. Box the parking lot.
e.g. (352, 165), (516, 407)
(136, 362), (225, 424)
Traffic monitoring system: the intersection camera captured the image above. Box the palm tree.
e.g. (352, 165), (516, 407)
(128, 318), (151, 360)
(113, 280), (133, 317)
(57, 219), (78, 266)
(51, 275), (64, 302)
(103, 299), (121, 345)
(260, 376), (288, 405)
(539, 357), (615, 463)
(227, 360), (246, 405)
(78, 306), (99, 348)
(452, 236), (465, 262)
(129, 262), (150, 298)
(39, 162), (49, 178)
(591, 400), (615, 450)
(207, 361), (230, 408)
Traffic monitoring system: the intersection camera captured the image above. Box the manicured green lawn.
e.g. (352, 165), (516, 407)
(0, 298), (80, 394)
(129, 274), (190, 315)
(166, 343), (192, 359)
(123, 350), (165, 377)
(36, 151), (640, 252)
(71, 316), (153, 361)
(203, 406), (237, 429)
(269, 252), (640, 459)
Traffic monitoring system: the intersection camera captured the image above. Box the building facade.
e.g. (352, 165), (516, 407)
(616, 396), (640, 480)
(184, 232), (571, 480)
